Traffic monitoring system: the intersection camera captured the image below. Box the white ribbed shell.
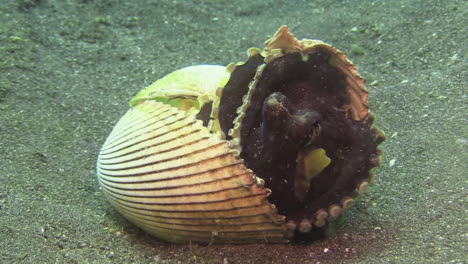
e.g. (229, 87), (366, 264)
(96, 100), (286, 243)
(96, 26), (383, 244)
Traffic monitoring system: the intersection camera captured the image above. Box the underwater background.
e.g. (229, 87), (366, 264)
(0, 0), (466, 263)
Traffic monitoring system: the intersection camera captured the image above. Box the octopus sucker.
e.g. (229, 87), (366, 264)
(96, 26), (385, 244)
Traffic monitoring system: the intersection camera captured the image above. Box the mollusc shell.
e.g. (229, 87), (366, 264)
(96, 26), (385, 244)
(96, 100), (286, 244)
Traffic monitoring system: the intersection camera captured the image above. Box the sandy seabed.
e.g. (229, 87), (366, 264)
(0, 0), (466, 263)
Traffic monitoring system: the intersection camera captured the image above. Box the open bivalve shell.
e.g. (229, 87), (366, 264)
(96, 26), (385, 244)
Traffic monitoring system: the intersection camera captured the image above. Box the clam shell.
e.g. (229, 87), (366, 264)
(97, 26), (385, 244)
(97, 100), (286, 243)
